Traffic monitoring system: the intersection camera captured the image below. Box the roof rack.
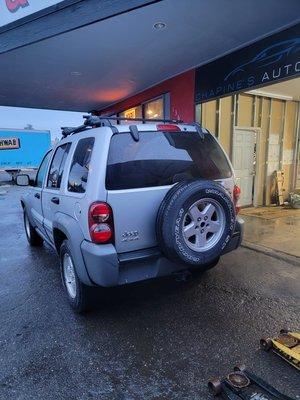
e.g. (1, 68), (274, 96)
(60, 115), (206, 142)
(61, 115), (183, 137)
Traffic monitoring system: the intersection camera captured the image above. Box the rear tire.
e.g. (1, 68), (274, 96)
(60, 240), (93, 313)
(23, 211), (43, 247)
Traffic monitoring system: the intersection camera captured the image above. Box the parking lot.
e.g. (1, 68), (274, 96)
(0, 184), (299, 400)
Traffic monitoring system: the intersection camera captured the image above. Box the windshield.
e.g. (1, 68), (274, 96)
(106, 131), (232, 190)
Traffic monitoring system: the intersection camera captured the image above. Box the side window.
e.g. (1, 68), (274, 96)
(68, 138), (95, 193)
(47, 143), (71, 189)
(36, 151), (52, 188)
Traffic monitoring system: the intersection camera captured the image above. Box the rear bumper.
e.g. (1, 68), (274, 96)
(81, 216), (244, 287)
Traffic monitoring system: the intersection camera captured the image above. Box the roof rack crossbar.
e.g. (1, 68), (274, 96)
(61, 115), (114, 137)
(61, 124), (88, 137)
(84, 115), (183, 124)
(61, 114), (201, 138)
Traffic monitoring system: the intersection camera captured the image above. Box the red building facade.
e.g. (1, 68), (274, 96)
(98, 70), (195, 123)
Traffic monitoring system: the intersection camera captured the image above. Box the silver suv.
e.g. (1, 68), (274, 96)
(18, 116), (244, 312)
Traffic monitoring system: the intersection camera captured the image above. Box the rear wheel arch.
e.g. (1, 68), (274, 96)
(52, 216), (93, 286)
(53, 228), (68, 254)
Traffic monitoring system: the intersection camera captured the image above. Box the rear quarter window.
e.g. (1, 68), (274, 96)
(68, 137), (95, 193)
(106, 131), (232, 190)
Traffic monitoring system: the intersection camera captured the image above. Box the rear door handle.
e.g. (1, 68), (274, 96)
(34, 193), (40, 199)
(51, 197), (60, 205)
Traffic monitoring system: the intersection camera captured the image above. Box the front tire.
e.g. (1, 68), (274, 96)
(60, 240), (93, 313)
(23, 211), (43, 246)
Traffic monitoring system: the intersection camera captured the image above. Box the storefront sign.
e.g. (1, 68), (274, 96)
(0, 0), (64, 27)
(195, 23), (300, 103)
(0, 137), (20, 150)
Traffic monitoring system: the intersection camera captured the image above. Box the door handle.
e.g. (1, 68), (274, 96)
(51, 197), (60, 205)
(34, 193), (40, 199)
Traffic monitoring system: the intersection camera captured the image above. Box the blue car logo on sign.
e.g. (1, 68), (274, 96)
(224, 38), (300, 81)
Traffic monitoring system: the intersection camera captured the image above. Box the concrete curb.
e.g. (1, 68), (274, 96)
(242, 241), (300, 267)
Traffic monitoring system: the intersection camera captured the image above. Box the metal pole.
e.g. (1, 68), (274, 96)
(252, 95), (257, 127)
(257, 97), (263, 128)
(292, 102), (300, 189)
(263, 98), (272, 205)
(230, 94), (238, 160)
(215, 98), (220, 139)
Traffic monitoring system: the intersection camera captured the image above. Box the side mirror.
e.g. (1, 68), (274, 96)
(16, 174), (30, 186)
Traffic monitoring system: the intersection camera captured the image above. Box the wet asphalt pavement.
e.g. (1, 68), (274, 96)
(0, 184), (299, 400)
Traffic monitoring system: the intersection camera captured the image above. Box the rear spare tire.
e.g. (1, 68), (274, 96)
(156, 180), (235, 267)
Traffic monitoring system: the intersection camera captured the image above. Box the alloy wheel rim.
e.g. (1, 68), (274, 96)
(63, 253), (77, 299)
(182, 198), (225, 252)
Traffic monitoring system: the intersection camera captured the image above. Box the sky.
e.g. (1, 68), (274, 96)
(0, 106), (85, 140)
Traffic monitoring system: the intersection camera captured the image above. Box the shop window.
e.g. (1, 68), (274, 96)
(195, 103), (201, 124)
(116, 93), (169, 124)
(144, 97), (164, 120)
(119, 106), (142, 124)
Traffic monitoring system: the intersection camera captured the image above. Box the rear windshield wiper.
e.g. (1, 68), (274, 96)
(129, 125), (140, 142)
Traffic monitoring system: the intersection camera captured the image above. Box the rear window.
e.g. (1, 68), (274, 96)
(106, 131), (232, 190)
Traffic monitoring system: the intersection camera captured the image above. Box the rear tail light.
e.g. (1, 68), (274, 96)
(233, 185), (241, 214)
(88, 202), (113, 243)
(156, 124), (181, 132)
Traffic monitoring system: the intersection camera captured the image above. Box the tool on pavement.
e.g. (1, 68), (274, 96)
(260, 329), (300, 371)
(208, 364), (295, 399)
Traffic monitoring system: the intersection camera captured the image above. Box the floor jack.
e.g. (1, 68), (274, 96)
(260, 330), (300, 371)
(208, 365), (296, 400)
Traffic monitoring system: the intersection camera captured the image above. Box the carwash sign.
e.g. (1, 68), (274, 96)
(195, 23), (300, 103)
(0, 137), (20, 150)
(0, 0), (64, 27)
